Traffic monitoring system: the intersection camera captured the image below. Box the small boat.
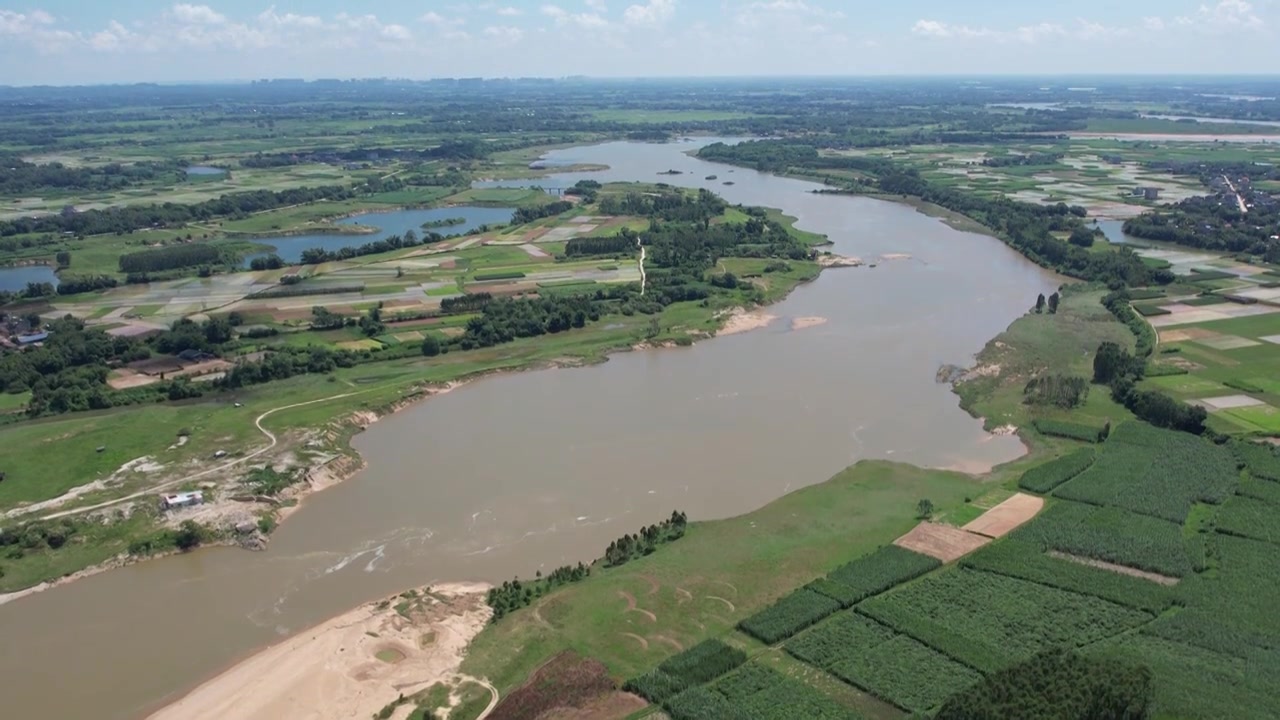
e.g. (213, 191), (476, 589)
(705, 175), (717, 180)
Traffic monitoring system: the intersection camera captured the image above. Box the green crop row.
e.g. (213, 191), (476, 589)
(1234, 440), (1280, 482)
(829, 634), (983, 713)
(1012, 500), (1193, 577)
(960, 539), (1172, 614)
(1133, 303), (1171, 317)
(1216, 496), (1280, 545)
(695, 663), (861, 720)
(1053, 422), (1238, 523)
(472, 271), (527, 281)
(623, 638), (747, 703)
(1238, 477), (1280, 505)
(824, 545), (940, 605)
(1125, 288), (1166, 300)
(738, 588), (841, 644)
(859, 569), (1151, 669)
(784, 611), (896, 670)
(1032, 418), (1106, 443)
(1018, 448), (1096, 494)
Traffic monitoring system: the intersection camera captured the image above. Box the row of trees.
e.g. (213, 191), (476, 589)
(511, 200), (574, 224)
(1123, 195), (1280, 259)
(297, 228), (447, 264)
(603, 510), (688, 567)
(0, 184), (356, 238)
(118, 243), (224, 273)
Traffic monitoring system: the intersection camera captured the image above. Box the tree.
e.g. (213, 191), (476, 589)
(1035, 293), (1046, 313)
(1047, 292), (1060, 314)
(916, 499), (934, 519)
(1093, 341), (1133, 384)
(55, 251), (71, 268)
(173, 520), (204, 551)
(403, 229), (417, 244)
(1068, 226), (1096, 248)
(420, 335), (441, 357)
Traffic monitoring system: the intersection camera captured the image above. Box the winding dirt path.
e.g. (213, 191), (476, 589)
(617, 590), (657, 623)
(458, 675), (500, 720)
(637, 239), (647, 295)
(34, 390), (364, 521)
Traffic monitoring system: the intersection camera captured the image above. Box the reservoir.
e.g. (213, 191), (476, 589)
(242, 206), (514, 265)
(0, 139), (1061, 720)
(185, 166), (228, 176)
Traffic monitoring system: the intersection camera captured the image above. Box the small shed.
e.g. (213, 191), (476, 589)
(16, 332), (49, 345)
(161, 491), (204, 510)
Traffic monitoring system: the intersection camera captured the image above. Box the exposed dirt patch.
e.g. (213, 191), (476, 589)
(893, 522), (991, 563)
(616, 590), (657, 623)
(639, 575), (660, 596)
(487, 651), (624, 720)
(1049, 551), (1180, 586)
(962, 492), (1045, 539)
(674, 587), (693, 605)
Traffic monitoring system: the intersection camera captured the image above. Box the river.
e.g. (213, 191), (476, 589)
(0, 139), (1060, 720)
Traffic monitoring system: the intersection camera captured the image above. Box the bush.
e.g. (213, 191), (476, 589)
(472, 271), (526, 282)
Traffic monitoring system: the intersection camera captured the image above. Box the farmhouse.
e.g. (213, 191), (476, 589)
(160, 491), (203, 510)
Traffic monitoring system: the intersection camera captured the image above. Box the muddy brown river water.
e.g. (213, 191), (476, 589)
(0, 139), (1060, 719)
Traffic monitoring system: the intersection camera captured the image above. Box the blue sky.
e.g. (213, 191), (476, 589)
(0, 1), (1276, 85)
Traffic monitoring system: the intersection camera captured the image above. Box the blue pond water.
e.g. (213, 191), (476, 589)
(0, 265), (58, 293)
(243, 206), (515, 266)
(185, 166), (227, 176)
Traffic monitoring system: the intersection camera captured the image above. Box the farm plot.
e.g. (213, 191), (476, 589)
(785, 612), (896, 670)
(823, 545), (941, 606)
(1052, 422), (1238, 523)
(1017, 448), (1096, 494)
(959, 539), (1174, 613)
(1178, 534), (1280, 638)
(623, 639), (746, 705)
(892, 522), (989, 562)
(828, 634), (982, 713)
(1011, 500), (1194, 577)
(1216, 495), (1280, 545)
(961, 492), (1043, 538)
(1234, 440), (1280, 481)
(667, 662), (861, 720)
(738, 588), (841, 644)
(858, 569), (1153, 669)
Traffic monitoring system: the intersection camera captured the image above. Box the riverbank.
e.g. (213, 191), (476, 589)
(147, 582), (493, 720)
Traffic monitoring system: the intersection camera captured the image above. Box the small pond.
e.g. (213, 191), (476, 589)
(185, 166), (227, 176)
(243, 206), (516, 266)
(0, 265), (58, 293)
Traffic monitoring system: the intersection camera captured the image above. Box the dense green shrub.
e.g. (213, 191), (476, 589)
(738, 588), (841, 644)
(1032, 418), (1106, 442)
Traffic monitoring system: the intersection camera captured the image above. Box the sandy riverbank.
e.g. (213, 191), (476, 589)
(148, 582), (494, 720)
(717, 307), (777, 335)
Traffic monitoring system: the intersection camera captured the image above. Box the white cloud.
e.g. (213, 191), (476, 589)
(541, 4), (609, 28)
(381, 24), (412, 41)
(483, 24), (525, 42)
(496, 6), (523, 16)
(586, 0), (607, 9)
(1143, 16), (1166, 31)
(910, 20), (990, 39)
(623, 0), (675, 26)
(914, 17), (1129, 43)
(170, 4), (226, 25)
(420, 11), (465, 27)
(1197, 0), (1264, 28)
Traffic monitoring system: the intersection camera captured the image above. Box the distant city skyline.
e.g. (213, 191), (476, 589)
(0, 1), (1277, 85)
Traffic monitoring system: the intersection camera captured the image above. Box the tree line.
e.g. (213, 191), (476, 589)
(0, 184), (356, 238)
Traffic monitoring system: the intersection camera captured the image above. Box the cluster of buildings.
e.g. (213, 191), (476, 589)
(0, 315), (48, 351)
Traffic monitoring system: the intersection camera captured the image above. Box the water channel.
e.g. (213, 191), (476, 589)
(0, 139), (1061, 719)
